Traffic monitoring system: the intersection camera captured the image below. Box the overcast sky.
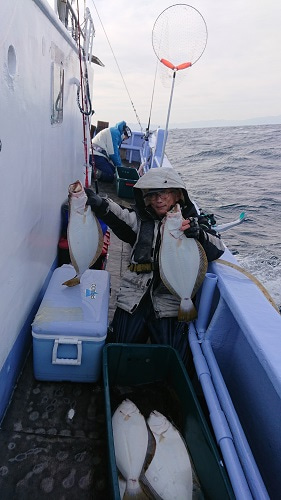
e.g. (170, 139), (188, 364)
(88, 0), (281, 129)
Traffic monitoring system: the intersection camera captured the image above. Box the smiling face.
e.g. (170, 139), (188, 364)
(146, 189), (181, 217)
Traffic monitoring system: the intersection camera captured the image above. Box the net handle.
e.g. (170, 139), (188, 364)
(159, 70), (177, 167)
(159, 60), (193, 167)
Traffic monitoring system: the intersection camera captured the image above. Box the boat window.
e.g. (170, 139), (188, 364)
(51, 62), (64, 124)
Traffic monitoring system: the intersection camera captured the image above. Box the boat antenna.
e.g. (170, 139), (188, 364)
(152, 4), (208, 166)
(91, 1), (143, 132)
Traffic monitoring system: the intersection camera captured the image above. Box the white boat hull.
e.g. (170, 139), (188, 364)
(0, 0), (93, 418)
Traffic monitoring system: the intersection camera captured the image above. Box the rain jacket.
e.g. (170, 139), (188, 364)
(94, 168), (225, 318)
(91, 121), (126, 167)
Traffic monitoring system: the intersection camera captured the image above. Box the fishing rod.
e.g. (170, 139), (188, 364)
(76, 0), (96, 190)
(145, 58), (159, 141)
(152, 4), (208, 166)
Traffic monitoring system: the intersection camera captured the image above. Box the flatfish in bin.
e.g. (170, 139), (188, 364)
(112, 399), (154, 499)
(110, 385), (204, 499)
(159, 204), (208, 321)
(111, 382), (182, 426)
(62, 180), (104, 287)
(142, 410), (193, 500)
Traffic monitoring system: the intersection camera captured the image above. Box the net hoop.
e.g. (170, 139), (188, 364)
(152, 4), (208, 70)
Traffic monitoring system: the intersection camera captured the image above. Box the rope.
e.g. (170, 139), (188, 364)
(91, 1), (143, 132)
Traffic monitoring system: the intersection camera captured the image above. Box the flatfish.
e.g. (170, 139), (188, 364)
(143, 411), (193, 500)
(159, 204), (207, 321)
(62, 180), (104, 287)
(112, 399), (150, 499)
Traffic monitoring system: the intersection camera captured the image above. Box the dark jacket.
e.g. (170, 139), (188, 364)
(94, 168), (225, 317)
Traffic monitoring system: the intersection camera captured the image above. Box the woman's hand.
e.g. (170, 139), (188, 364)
(181, 217), (200, 239)
(85, 188), (103, 210)
(181, 219), (191, 231)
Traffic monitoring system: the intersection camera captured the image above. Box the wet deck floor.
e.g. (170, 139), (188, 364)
(0, 357), (108, 499)
(0, 179), (133, 499)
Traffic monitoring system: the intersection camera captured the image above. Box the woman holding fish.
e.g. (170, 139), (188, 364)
(85, 167), (225, 364)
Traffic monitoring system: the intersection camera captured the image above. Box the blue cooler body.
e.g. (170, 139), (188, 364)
(32, 265), (110, 382)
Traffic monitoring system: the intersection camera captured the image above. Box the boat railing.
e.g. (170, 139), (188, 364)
(149, 128), (173, 169)
(120, 131), (143, 165)
(191, 261), (281, 498)
(137, 128), (173, 173)
(58, 1), (78, 41)
(57, 1), (95, 61)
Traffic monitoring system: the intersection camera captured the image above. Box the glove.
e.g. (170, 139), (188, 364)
(84, 188), (103, 211)
(183, 217), (200, 239)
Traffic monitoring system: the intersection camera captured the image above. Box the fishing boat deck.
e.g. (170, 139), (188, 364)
(0, 178), (134, 499)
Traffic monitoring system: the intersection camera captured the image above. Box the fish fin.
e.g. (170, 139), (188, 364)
(141, 424), (156, 472)
(191, 241), (208, 296)
(123, 480), (149, 499)
(140, 475), (162, 500)
(66, 223), (80, 275)
(89, 214), (105, 267)
(178, 298), (197, 322)
(159, 433), (166, 442)
(62, 276), (81, 287)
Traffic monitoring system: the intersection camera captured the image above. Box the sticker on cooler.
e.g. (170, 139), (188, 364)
(85, 282), (98, 299)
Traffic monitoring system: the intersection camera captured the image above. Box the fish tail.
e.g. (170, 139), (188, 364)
(123, 480), (149, 499)
(178, 298), (197, 322)
(62, 276), (80, 287)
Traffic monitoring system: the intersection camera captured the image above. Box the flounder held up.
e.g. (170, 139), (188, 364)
(159, 203), (207, 321)
(62, 180), (104, 287)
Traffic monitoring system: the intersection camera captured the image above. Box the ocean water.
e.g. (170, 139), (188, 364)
(166, 124), (281, 310)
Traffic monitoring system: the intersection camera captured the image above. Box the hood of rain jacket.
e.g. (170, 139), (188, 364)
(133, 167), (195, 215)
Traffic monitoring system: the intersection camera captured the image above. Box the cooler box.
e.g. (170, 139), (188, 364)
(32, 265), (110, 382)
(115, 166), (139, 198)
(103, 344), (234, 499)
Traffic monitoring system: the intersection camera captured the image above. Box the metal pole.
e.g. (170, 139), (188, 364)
(159, 70), (176, 167)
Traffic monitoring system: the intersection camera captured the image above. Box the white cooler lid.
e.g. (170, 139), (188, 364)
(32, 265), (110, 338)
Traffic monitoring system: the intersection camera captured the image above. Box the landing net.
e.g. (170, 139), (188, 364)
(152, 4), (208, 166)
(152, 4), (208, 70)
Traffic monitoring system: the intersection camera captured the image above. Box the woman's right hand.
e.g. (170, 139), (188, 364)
(84, 188), (103, 211)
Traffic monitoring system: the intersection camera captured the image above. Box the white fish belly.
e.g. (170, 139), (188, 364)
(160, 228), (201, 299)
(145, 422), (193, 499)
(68, 205), (102, 276)
(112, 403), (148, 484)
